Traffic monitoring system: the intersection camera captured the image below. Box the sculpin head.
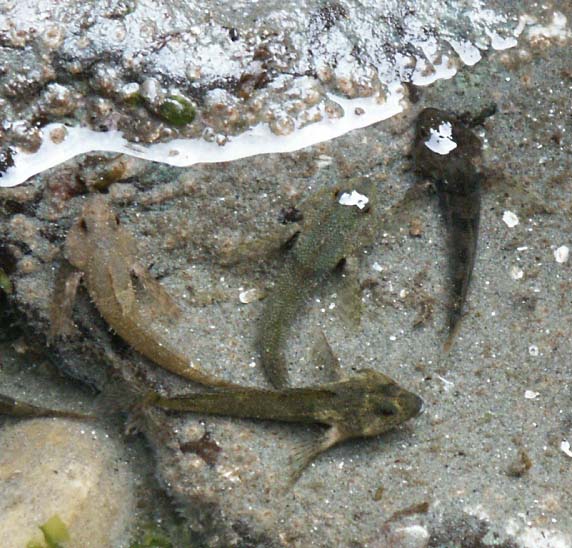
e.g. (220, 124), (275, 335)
(413, 108), (482, 182)
(76, 194), (121, 235)
(333, 177), (377, 214)
(64, 194), (123, 269)
(338, 369), (423, 439)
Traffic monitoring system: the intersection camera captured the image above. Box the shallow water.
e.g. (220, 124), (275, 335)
(1, 2), (571, 547)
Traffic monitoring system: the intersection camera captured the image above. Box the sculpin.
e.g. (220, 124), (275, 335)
(148, 368), (423, 482)
(51, 194), (241, 388)
(0, 393), (92, 419)
(413, 108), (483, 350)
(257, 179), (377, 388)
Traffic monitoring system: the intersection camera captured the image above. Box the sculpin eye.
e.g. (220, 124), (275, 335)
(376, 401), (397, 417)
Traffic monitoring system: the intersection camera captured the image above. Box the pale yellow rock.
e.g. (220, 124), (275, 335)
(0, 419), (135, 547)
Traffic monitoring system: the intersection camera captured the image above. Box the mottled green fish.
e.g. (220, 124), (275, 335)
(257, 179), (377, 388)
(0, 393), (93, 420)
(413, 108), (483, 351)
(148, 368), (423, 482)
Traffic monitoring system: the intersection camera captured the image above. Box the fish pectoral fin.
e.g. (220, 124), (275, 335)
(377, 183), (427, 234)
(309, 329), (344, 382)
(288, 425), (345, 485)
(48, 264), (83, 342)
(103, 262), (137, 316)
(130, 263), (182, 319)
(488, 174), (553, 216)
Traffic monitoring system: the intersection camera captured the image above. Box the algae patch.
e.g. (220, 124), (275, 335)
(27, 514), (70, 548)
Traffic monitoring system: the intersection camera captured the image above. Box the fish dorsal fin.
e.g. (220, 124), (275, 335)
(309, 329), (344, 382)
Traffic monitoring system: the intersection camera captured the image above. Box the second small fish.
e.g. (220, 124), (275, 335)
(257, 179), (377, 388)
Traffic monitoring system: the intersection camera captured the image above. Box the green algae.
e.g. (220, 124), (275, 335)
(27, 514), (70, 548)
(129, 525), (174, 548)
(0, 267), (12, 294)
(158, 95), (195, 126)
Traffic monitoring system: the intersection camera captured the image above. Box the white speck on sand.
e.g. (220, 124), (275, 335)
(338, 190), (369, 209)
(436, 375), (454, 391)
(510, 265), (524, 280)
(561, 440), (572, 458)
(524, 390), (539, 400)
(239, 288), (263, 304)
(554, 245), (569, 263)
(502, 211), (519, 228)
(528, 345), (539, 357)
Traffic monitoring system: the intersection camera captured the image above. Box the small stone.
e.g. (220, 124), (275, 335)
(524, 390), (539, 399)
(338, 190), (369, 209)
(506, 447), (532, 477)
(0, 419), (135, 547)
(510, 265), (524, 280)
(560, 440), (572, 458)
(383, 524), (430, 548)
(409, 218), (423, 237)
(49, 126), (68, 144)
(239, 288), (264, 304)
(528, 345), (539, 357)
(502, 210), (519, 228)
(554, 245), (569, 263)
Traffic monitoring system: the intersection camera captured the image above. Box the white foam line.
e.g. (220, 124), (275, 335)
(0, 88), (404, 188)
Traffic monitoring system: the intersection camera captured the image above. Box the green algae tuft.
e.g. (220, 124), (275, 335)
(0, 267), (12, 294)
(158, 95), (195, 126)
(26, 514), (71, 548)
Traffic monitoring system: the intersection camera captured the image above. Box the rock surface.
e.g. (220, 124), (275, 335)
(0, 418), (136, 547)
(0, 2), (571, 547)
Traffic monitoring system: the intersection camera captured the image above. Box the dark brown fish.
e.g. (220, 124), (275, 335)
(147, 368), (423, 482)
(413, 108), (483, 350)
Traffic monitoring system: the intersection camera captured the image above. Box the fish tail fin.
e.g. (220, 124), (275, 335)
(444, 309), (463, 353)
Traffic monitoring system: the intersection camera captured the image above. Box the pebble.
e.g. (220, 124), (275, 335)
(554, 245), (569, 263)
(502, 210), (519, 228)
(0, 419), (135, 547)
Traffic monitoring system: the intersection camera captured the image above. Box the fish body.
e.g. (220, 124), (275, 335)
(150, 368), (423, 480)
(413, 108), (483, 349)
(257, 180), (376, 388)
(0, 393), (92, 419)
(57, 194), (240, 388)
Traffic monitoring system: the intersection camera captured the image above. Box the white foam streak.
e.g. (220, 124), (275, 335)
(1, 90), (405, 187)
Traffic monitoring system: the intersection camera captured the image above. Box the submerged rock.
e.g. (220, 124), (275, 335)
(1, 1), (562, 187)
(0, 419), (136, 547)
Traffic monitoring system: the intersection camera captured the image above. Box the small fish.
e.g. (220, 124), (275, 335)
(257, 179), (377, 388)
(0, 393), (93, 420)
(147, 368), (423, 483)
(51, 194), (241, 388)
(413, 108), (483, 350)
